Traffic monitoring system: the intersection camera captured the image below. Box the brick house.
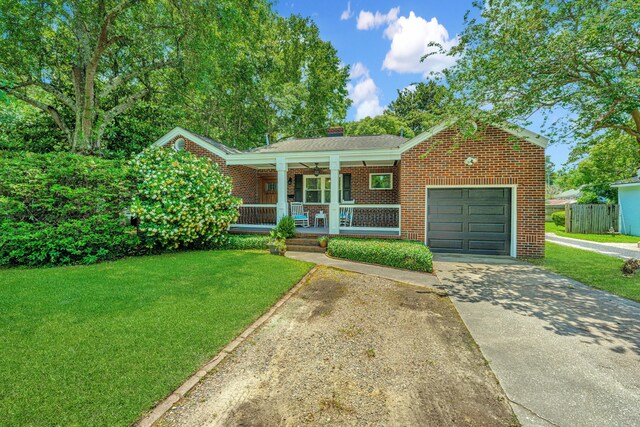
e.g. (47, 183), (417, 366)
(154, 122), (546, 258)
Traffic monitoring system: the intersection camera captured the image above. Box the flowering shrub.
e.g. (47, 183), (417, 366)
(129, 147), (240, 249)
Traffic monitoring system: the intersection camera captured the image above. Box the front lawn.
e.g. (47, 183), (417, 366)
(0, 250), (313, 426)
(545, 222), (640, 243)
(528, 242), (640, 303)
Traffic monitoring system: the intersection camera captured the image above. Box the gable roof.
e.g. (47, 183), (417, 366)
(250, 134), (408, 153)
(152, 126), (241, 157)
(152, 120), (548, 161)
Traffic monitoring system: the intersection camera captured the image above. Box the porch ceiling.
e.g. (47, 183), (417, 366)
(246, 159), (397, 169)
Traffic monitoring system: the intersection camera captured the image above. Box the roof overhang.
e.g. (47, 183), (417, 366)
(611, 181), (640, 188)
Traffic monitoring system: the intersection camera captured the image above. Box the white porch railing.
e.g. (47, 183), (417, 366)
(234, 204), (277, 228)
(338, 204), (401, 235)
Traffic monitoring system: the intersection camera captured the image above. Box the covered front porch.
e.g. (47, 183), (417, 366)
(227, 152), (402, 237)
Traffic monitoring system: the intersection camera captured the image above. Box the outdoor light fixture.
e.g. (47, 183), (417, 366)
(464, 156), (478, 166)
(287, 177), (292, 185)
(314, 163), (320, 176)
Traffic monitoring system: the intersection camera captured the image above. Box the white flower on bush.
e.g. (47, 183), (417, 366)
(129, 147), (240, 249)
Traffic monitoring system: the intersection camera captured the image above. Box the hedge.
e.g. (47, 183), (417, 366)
(327, 238), (433, 272)
(551, 211), (566, 227)
(0, 151), (140, 266)
(221, 234), (270, 250)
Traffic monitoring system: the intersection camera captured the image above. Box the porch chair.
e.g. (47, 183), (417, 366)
(339, 206), (354, 227)
(289, 202), (310, 228)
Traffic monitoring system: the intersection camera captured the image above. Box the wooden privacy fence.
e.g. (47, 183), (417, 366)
(565, 204), (619, 234)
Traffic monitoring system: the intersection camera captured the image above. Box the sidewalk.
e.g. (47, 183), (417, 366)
(545, 233), (640, 259)
(284, 251), (441, 288)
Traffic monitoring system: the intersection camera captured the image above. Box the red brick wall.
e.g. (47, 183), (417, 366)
(161, 135), (258, 203)
(400, 126), (545, 258)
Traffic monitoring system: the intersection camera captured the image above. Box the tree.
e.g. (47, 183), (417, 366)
(345, 114), (415, 138)
(386, 81), (446, 133)
(0, 0), (188, 153)
(560, 130), (640, 202)
(435, 0), (640, 159)
(179, 10), (350, 149)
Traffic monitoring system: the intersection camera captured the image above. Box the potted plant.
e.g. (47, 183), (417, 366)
(268, 230), (287, 255)
(317, 236), (329, 248)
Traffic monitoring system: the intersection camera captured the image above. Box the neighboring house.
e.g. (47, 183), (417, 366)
(153, 122), (547, 257)
(612, 172), (640, 236)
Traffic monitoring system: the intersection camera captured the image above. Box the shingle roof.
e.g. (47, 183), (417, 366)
(187, 130), (242, 154)
(249, 134), (409, 153)
(612, 176), (640, 186)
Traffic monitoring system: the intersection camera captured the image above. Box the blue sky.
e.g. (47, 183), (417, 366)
(275, 0), (571, 168)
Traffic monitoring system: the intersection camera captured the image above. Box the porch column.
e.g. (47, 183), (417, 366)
(276, 157), (288, 222)
(329, 155), (340, 235)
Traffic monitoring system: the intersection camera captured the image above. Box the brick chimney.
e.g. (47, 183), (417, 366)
(327, 126), (344, 137)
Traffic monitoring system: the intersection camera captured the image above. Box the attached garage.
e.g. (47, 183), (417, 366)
(426, 187), (513, 256)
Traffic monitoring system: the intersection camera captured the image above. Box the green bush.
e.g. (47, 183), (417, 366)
(327, 238), (433, 272)
(551, 211), (566, 227)
(221, 234), (270, 250)
(0, 151), (140, 266)
(129, 147), (241, 250)
(275, 215), (296, 238)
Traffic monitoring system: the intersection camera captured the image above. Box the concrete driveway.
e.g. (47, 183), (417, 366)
(434, 254), (640, 427)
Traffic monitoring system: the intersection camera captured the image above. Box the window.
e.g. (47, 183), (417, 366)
(304, 175), (342, 203)
(174, 138), (185, 151)
(369, 173), (393, 190)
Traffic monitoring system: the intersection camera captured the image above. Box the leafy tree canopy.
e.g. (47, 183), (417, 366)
(345, 114), (415, 138)
(0, 0), (350, 154)
(435, 0), (640, 157)
(556, 130), (640, 202)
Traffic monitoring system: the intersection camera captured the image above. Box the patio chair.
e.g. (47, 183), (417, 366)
(339, 206), (354, 227)
(289, 202), (310, 227)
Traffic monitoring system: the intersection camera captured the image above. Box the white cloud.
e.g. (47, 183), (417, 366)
(356, 7), (400, 30)
(347, 62), (384, 120)
(340, 1), (352, 21)
(382, 12), (458, 77)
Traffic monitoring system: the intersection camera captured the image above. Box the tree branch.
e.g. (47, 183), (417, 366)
(95, 88), (149, 147)
(3, 87), (72, 145)
(100, 59), (173, 98)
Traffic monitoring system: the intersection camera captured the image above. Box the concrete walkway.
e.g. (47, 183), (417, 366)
(285, 251), (441, 288)
(546, 232), (640, 259)
(287, 251), (640, 427)
(435, 254), (640, 427)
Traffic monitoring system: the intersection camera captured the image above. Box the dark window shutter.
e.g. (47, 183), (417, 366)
(343, 173), (352, 201)
(294, 174), (303, 202)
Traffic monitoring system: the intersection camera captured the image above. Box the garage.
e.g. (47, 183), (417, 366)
(426, 187), (512, 256)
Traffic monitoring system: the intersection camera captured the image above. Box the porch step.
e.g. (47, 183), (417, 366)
(287, 244), (326, 253)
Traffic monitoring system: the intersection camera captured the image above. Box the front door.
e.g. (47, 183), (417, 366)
(259, 177), (278, 204)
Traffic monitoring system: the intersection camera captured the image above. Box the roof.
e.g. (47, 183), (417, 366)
(554, 188), (582, 199)
(612, 176), (640, 187)
(249, 134), (409, 153)
(546, 199), (576, 206)
(186, 130), (242, 154)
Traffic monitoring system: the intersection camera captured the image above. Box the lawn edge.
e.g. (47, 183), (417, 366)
(324, 252), (435, 274)
(135, 264), (320, 427)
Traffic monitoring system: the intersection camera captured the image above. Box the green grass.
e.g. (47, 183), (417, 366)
(528, 242), (640, 303)
(545, 221), (640, 243)
(0, 250), (313, 426)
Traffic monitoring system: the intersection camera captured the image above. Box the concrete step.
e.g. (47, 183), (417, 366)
(288, 238), (320, 246)
(286, 245), (326, 253)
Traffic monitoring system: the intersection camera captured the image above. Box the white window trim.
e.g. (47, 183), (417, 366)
(369, 173), (393, 190)
(303, 174), (343, 204)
